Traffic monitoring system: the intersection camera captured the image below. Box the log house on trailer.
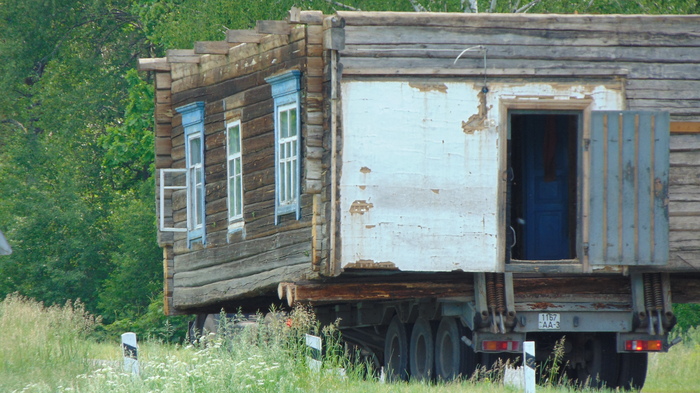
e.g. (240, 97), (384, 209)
(140, 10), (700, 388)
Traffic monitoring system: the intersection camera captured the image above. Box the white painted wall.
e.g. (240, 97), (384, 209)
(339, 80), (623, 272)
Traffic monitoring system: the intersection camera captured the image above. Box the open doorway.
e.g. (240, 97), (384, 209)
(509, 112), (580, 261)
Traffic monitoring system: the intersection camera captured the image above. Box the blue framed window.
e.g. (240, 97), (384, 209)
(226, 120), (244, 231)
(176, 101), (206, 246)
(265, 71), (301, 224)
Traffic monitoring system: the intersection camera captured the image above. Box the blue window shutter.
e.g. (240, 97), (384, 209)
(175, 101), (206, 247)
(588, 111), (669, 266)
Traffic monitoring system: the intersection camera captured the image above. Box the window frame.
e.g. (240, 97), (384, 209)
(176, 101), (206, 247)
(266, 70), (302, 224)
(226, 120), (244, 231)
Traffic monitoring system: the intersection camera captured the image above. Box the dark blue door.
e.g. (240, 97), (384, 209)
(520, 115), (572, 260)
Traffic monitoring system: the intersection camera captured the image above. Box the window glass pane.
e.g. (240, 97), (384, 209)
(289, 108), (297, 137)
(228, 125), (240, 154)
(286, 161), (292, 202)
(280, 110), (289, 138)
(190, 137), (201, 165)
(234, 158), (241, 176)
(228, 160), (235, 178)
(228, 177), (234, 215)
(196, 188), (204, 225)
(291, 140), (297, 158)
(234, 180), (242, 216)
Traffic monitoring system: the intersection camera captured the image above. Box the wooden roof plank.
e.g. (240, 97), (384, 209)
(194, 41), (237, 55)
(256, 20), (291, 35)
(226, 29), (265, 43)
(138, 58), (170, 71)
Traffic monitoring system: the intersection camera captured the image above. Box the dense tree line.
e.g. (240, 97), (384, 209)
(1, 0), (698, 339)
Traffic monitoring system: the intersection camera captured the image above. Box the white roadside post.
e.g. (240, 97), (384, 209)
(524, 341), (536, 393)
(305, 333), (322, 372)
(122, 332), (140, 375)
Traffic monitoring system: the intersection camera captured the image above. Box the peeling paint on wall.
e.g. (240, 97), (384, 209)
(462, 90), (491, 134)
(350, 200), (374, 215)
(360, 166), (372, 174)
(431, 189), (440, 194)
(409, 82), (448, 94)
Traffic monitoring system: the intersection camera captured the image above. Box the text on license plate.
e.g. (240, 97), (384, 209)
(538, 313), (560, 330)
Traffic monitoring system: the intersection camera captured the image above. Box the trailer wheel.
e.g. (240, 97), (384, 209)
(409, 317), (434, 381)
(384, 316), (409, 381)
(618, 353), (647, 390)
(576, 334), (619, 389)
(434, 317), (461, 381)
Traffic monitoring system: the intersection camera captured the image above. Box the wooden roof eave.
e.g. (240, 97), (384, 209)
(138, 57), (170, 72)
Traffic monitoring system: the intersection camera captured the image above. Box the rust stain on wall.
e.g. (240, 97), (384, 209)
(344, 259), (398, 270)
(462, 90), (491, 134)
(360, 167), (372, 174)
(409, 82), (448, 93)
(349, 200), (374, 215)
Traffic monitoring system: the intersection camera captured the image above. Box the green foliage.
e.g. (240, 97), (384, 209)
(673, 303), (700, 332)
(100, 69), (155, 190)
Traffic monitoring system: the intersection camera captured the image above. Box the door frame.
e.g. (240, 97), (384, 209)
(498, 98), (595, 273)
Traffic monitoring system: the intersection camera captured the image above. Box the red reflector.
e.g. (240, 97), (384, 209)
(482, 340), (521, 352)
(625, 340), (662, 352)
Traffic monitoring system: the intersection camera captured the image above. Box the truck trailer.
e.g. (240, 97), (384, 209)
(139, 10), (700, 389)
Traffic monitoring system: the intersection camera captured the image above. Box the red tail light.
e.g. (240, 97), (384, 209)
(482, 340), (521, 352)
(625, 340), (663, 351)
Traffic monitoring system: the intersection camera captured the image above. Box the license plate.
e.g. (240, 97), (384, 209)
(538, 313), (561, 330)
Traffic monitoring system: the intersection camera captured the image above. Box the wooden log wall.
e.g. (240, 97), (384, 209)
(334, 12), (700, 272)
(140, 14), (332, 312)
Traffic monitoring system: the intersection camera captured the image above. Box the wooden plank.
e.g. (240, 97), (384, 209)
(282, 280), (473, 305)
(256, 20), (291, 35)
(195, 41), (237, 55)
(513, 276), (631, 297)
(138, 58), (170, 71)
(341, 65), (629, 77)
(336, 11), (700, 33)
(670, 216), (700, 231)
(226, 30), (265, 43)
(339, 57), (699, 80)
(669, 185), (700, 202)
(340, 43), (700, 65)
(173, 263), (311, 309)
(289, 8), (324, 25)
(670, 151), (700, 166)
(671, 122), (700, 133)
(175, 241), (311, 288)
(174, 226), (312, 272)
(342, 25), (700, 48)
(155, 72), (172, 89)
(670, 272), (700, 303)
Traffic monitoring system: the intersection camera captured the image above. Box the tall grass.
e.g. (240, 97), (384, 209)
(645, 326), (700, 392)
(0, 294), (98, 392)
(2, 293), (699, 392)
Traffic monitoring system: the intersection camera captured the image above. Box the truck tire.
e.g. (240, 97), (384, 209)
(618, 353), (647, 390)
(409, 317), (434, 381)
(576, 334), (619, 389)
(434, 317), (461, 381)
(384, 315), (409, 381)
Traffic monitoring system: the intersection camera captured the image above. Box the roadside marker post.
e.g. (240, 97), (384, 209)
(524, 341), (536, 393)
(122, 332), (140, 375)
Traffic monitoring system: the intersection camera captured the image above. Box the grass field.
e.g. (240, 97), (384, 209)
(2, 294), (699, 393)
